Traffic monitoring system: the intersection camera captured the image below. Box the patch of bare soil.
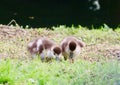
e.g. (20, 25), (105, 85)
(0, 25), (39, 40)
(80, 43), (120, 62)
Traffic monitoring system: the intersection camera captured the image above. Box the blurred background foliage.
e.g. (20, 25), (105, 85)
(0, 0), (119, 29)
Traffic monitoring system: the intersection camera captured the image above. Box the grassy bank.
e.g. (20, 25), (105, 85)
(0, 25), (120, 85)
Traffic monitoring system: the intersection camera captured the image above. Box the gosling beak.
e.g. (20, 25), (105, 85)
(69, 52), (74, 63)
(56, 56), (60, 61)
(55, 55), (61, 62)
(70, 52), (73, 59)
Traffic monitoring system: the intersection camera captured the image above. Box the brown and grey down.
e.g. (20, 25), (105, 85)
(27, 37), (62, 62)
(60, 36), (85, 62)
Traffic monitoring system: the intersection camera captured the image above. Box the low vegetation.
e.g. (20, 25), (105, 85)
(0, 24), (120, 85)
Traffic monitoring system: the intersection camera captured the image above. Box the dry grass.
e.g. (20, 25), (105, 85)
(0, 25), (120, 85)
(0, 25), (120, 61)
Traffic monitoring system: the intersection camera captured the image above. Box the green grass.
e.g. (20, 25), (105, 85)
(0, 59), (120, 85)
(0, 25), (120, 85)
